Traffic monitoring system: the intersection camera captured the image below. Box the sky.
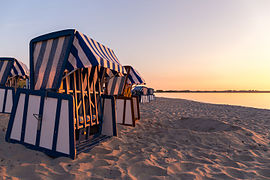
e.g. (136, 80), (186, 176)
(0, 0), (270, 90)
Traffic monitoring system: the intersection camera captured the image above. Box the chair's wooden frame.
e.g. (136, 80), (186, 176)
(58, 66), (105, 144)
(6, 76), (28, 91)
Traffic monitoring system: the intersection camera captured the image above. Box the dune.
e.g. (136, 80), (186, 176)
(0, 97), (269, 179)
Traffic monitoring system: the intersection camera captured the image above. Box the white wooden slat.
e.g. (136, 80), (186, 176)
(10, 94), (25, 141)
(56, 100), (70, 154)
(101, 98), (114, 136)
(24, 95), (40, 145)
(125, 99), (133, 125)
(132, 97), (138, 119)
(116, 99), (124, 124)
(39, 97), (57, 149)
(4, 89), (13, 113)
(0, 88), (5, 112)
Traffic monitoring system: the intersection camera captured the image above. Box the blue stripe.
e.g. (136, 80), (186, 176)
(111, 63), (116, 72)
(52, 98), (62, 151)
(100, 58), (104, 67)
(0, 61), (4, 72)
(2, 89), (8, 112)
(128, 74), (135, 84)
(65, 56), (76, 71)
(70, 45), (84, 68)
(12, 66), (19, 75)
(20, 93), (29, 142)
(35, 95), (45, 146)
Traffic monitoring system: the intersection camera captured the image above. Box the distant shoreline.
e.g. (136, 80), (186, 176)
(155, 90), (270, 93)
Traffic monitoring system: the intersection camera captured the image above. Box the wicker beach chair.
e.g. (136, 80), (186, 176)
(105, 65), (145, 126)
(6, 29), (126, 159)
(0, 57), (29, 113)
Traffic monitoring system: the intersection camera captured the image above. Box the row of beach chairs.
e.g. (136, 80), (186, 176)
(1, 29), (154, 159)
(132, 86), (155, 103)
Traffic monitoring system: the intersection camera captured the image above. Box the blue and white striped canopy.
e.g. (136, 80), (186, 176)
(31, 29), (126, 90)
(67, 31), (125, 73)
(0, 58), (29, 86)
(124, 66), (145, 85)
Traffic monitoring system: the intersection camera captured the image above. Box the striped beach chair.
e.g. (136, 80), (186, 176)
(0, 58), (29, 113)
(6, 29), (126, 159)
(106, 65), (145, 126)
(148, 88), (155, 101)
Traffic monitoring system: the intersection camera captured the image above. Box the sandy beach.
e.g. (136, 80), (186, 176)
(0, 97), (269, 179)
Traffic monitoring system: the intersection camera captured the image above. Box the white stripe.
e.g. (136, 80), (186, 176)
(68, 53), (77, 69)
(39, 97), (57, 149)
(14, 63), (22, 76)
(56, 100), (70, 154)
(10, 93), (25, 140)
(0, 61), (8, 82)
(24, 95), (40, 145)
(10, 68), (15, 76)
(46, 37), (65, 89)
(73, 36), (92, 67)
(35, 39), (53, 90)
(103, 59), (107, 68)
(0, 88), (5, 112)
(115, 64), (119, 72)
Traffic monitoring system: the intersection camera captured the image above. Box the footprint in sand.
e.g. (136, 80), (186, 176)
(90, 146), (113, 155)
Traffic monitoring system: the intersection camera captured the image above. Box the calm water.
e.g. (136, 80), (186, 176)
(155, 93), (270, 110)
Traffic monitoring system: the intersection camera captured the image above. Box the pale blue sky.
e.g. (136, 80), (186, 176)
(1, 0), (270, 90)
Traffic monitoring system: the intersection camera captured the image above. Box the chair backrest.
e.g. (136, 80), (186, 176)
(106, 76), (126, 95)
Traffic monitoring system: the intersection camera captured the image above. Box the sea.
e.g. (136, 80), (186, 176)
(155, 93), (270, 110)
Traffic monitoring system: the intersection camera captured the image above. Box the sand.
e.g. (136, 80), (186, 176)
(0, 97), (269, 179)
